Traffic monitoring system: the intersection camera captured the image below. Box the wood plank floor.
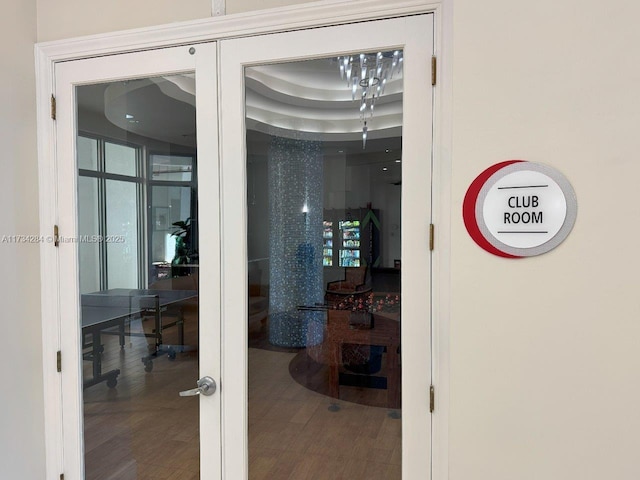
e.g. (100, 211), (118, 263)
(249, 348), (401, 480)
(82, 315), (401, 479)
(83, 316), (200, 480)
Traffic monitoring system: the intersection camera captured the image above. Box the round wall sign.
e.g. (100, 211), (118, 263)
(463, 161), (577, 258)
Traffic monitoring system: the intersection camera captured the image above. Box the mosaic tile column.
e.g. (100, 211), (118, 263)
(268, 136), (324, 347)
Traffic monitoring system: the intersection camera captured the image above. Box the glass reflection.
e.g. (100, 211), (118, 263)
(76, 74), (200, 479)
(247, 51), (403, 479)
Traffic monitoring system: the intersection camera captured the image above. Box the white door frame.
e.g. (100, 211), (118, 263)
(52, 42), (221, 479)
(35, 1), (451, 479)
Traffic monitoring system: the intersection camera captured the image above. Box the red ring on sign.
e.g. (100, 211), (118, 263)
(462, 160), (523, 258)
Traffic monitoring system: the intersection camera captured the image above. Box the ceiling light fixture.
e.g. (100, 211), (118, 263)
(337, 50), (403, 149)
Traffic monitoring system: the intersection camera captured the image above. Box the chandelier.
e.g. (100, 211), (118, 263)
(336, 50), (403, 148)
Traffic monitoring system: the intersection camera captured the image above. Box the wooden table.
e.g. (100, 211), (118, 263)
(308, 308), (400, 408)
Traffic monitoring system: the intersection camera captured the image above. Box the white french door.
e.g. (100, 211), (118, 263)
(55, 43), (221, 479)
(219, 15), (434, 479)
(51, 13), (433, 480)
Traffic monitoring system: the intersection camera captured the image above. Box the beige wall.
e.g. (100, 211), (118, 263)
(226, 0), (316, 15)
(19, 0), (640, 478)
(36, 0), (317, 42)
(450, 1), (640, 478)
(37, 0), (210, 42)
(0, 0), (45, 478)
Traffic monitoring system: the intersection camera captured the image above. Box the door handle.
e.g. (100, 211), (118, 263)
(179, 376), (217, 397)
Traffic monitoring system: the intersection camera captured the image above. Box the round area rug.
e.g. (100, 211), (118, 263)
(288, 349), (394, 408)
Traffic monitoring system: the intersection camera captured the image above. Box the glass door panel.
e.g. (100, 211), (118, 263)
(245, 51), (403, 479)
(76, 74), (201, 479)
(220, 14), (433, 479)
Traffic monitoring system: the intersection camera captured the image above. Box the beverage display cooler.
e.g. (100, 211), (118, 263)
(322, 208), (379, 268)
(322, 221), (333, 266)
(338, 220), (361, 267)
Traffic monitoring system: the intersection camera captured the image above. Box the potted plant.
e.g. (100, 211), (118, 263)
(171, 217), (197, 276)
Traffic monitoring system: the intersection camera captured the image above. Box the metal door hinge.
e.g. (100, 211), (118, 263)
(56, 351), (62, 372)
(429, 224), (435, 251)
(430, 384), (435, 413)
(51, 95), (56, 120)
(54, 225), (59, 247)
(60, 473), (64, 480)
(431, 56), (437, 86)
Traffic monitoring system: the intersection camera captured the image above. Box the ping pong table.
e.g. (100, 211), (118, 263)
(81, 288), (198, 389)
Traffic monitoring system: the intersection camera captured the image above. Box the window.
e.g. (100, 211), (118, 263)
(77, 136), (199, 291)
(77, 136), (143, 293)
(147, 153), (198, 282)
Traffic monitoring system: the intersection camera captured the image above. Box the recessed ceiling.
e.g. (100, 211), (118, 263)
(245, 56), (403, 143)
(76, 54), (404, 159)
(77, 75), (197, 148)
